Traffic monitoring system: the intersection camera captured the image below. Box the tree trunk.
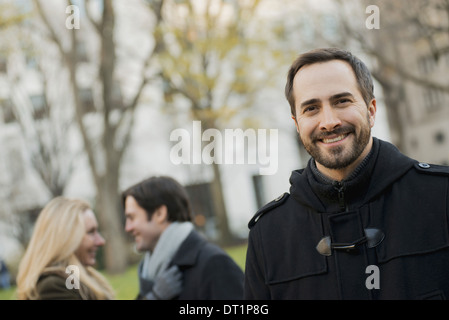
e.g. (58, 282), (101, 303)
(201, 118), (235, 246)
(95, 173), (128, 274)
(210, 162), (235, 246)
(91, 0), (128, 274)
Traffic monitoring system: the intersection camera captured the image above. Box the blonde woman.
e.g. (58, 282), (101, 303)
(16, 197), (115, 300)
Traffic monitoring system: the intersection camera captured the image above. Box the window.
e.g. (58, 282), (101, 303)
(434, 131), (445, 144)
(0, 56), (7, 73)
(79, 88), (95, 113)
(418, 55), (437, 74)
(252, 174), (265, 209)
(76, 41), (89, 63)
(410, 137), (419, 149)
(443, 50), (449, 68)
(0, 99), (15, 123)
(25, 53), (38, 69)
(423, 88), (443, 113)
(184, 182), (216, 230)
(29, 94), (47, 120)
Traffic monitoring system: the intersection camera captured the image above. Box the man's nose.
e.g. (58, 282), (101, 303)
(319, 104), (342, 131)
(125, 220), (133, 233)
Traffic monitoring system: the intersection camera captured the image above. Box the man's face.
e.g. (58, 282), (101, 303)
(124, 196), (167, 253)
(75, 209), (105, 267)
(292, 60), (376, 174)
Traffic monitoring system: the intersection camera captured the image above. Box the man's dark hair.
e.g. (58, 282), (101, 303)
(285, 47), (375, 117)
(122, 176), (192, 222)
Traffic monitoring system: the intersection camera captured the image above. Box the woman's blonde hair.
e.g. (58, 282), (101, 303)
(16, 197), (115, 300)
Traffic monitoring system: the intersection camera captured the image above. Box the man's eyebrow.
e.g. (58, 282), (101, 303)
(300, 98), (321, 109)
(299, 92), (355, 109)
(329, 92), (354, 101)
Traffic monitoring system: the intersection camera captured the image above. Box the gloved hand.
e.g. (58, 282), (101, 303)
(145, 265), (183, 300)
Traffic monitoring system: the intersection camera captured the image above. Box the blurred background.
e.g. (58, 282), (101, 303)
(0, 0), (449, 294)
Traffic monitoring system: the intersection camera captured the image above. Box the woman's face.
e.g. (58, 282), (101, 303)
(74, 209), (105, 267)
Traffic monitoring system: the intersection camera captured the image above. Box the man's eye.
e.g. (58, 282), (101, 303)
(336, 99), (350, 105)
(304, 106), (317, 113)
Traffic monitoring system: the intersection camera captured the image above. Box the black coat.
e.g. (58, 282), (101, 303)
(245, 138), (449, 300)
(138, 230), (244, 300)
(173, 230), (244, 300)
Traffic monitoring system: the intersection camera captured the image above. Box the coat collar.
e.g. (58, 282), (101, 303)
(171, 230), (207, 267)
(289, 138), (416, 212)
(362, 138), (416, 202)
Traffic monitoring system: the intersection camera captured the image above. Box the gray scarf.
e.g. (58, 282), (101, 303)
(140, 221), (193, 281)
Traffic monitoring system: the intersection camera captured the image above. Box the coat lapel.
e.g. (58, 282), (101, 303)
(171, 230), (207, 267)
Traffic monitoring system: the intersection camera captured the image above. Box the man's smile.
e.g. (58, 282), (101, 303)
(321, 133), (349, 144)
(320, 133), (350, 145)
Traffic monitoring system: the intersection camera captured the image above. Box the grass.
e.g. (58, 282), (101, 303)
(0, 243), (247, 300)
(102, 263), (139, 300)
(0, 286), (16, 300)
(224, 243), (247, 271)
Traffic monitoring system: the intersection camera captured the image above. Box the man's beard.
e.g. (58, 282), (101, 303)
(299, 117), (371, 170)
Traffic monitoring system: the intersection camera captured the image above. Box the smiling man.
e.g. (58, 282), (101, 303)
(291, 58), (376, 181)
(244, 48), (449, 299)
(123, 176), (244, 300)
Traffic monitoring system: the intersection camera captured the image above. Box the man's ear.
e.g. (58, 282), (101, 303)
(153, 205), (168, 224)
(368, 99), (377, 128)
(292, 115), (300, 133)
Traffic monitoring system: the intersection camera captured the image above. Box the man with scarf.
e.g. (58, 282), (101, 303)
(244, 47), (449, 300)
(123, 176), (244, 300)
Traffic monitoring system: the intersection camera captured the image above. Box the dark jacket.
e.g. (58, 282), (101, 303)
(245, 138), (449, 300)
(36, 273), (83, 300)
(138, 229), (244, 300)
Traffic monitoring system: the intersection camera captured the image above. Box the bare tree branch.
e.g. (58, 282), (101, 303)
(84, 0), (101, 33)
(33, 0), (101, 185)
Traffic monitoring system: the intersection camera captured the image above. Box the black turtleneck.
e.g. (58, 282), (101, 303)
(289, 137), (417, 214)
(306, 138), (379, 213)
